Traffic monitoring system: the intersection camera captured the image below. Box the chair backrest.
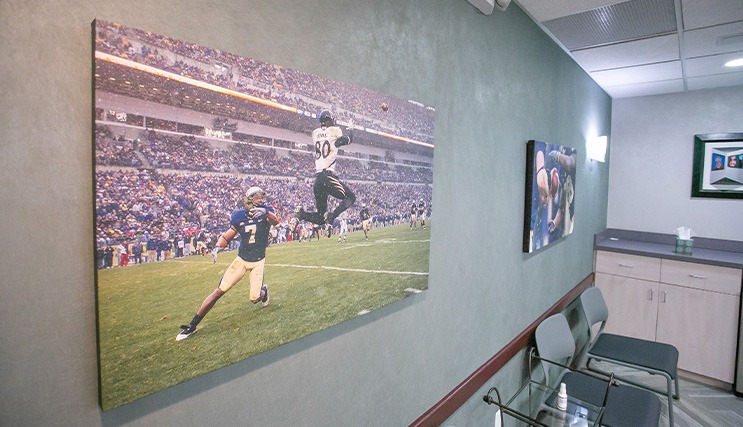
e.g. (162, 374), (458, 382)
(580, 287), (610, 342)
(580, 287), (609, 325)
(535, 313), (576, 384)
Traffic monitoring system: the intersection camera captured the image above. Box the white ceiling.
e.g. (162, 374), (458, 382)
(513, 0), (743, 98)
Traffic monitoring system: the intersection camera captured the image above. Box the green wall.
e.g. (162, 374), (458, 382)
(0, 1), (610, 425)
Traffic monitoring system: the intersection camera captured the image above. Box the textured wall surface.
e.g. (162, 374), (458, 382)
(0, 1), (610, 425)
(609, 87), (743, 242)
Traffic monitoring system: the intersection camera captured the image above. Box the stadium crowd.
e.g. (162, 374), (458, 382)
(94, 19), (435, 269)
(95, 124), (433, 183)
(95, 59), (434, 158)
(95, 167), (431, 269)
(94, 124), (433, 268)
(95, 19), (435, 146)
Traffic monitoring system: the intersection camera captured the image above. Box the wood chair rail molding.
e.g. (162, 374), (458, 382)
(410, 273), (594, 427)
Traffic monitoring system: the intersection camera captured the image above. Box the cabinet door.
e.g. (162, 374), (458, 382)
(595, 272), (659, 341)
(656, 284), (740, 383)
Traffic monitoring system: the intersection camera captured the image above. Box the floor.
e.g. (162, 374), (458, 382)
(589, 361), (743, 427)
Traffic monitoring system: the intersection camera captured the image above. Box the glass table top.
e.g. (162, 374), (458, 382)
(491, 379), (605, 427)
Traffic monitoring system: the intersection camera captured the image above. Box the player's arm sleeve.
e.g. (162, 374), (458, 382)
(334, 129), (353, 147)
(218, 226), (238, 249)
(267, 212), (280, 226)
(265, 205), (280, 226)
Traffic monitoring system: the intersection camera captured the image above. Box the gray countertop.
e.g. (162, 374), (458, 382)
(594, 229), (743, 270)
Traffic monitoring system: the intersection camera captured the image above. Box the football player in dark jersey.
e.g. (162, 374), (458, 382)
(409, 201), (418, 229)
(417, 200), (426, 230)
(176, 186), (280, 341)
(359, 203), (371, 240)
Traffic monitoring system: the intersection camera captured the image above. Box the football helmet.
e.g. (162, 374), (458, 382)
(244, 186), (266, 209)
(319, 109), (335, 126)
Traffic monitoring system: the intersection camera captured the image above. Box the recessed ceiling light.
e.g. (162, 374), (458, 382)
(724, 58), (743, 67)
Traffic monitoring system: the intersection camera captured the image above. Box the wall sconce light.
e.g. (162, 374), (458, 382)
(587, 135), (607, 162)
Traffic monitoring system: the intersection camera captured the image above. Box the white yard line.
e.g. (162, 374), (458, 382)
(270, 263), (429, 276)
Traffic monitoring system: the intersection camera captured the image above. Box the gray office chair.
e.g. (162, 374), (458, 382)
(535, 313), (661, 427)
(580, 287), (679, 427)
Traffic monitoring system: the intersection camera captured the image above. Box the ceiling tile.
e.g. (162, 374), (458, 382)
(685, 51), (743, 77)
(681, 0), (743, 30)
(684, 21), (743, 58)
(512, 0), (743, 97)
(603, 79), (685, 98)
(590, 61), (682, 86)
(686, 72), (743, 90)
(573, 34), (679, 71)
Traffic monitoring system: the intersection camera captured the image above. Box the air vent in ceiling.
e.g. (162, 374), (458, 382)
(542, 0), (677, 51)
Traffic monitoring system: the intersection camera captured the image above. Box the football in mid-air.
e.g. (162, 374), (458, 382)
(381, 102), (388, 112)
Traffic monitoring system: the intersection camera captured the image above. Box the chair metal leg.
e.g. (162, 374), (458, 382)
(666, 376), (674, 427)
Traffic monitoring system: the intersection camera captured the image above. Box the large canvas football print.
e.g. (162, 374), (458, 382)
(523, 140), (576, 253)
(93, 19), (434, 410)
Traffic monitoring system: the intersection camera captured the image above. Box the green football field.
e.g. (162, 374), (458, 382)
(96, 223), (430, 410)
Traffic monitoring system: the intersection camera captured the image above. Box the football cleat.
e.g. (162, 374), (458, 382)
(176, 324), (196, 341)
(260, 285), (269, 307)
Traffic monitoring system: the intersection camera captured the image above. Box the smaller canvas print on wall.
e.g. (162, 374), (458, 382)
(523, 140), (577, 253)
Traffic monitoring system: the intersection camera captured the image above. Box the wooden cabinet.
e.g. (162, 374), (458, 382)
(594, 252), (661, 342)
(595, 251), (661, 282)
(595, 250), (742, 383)
(594, 272), (658, 341)
(656, 283), (740, 382)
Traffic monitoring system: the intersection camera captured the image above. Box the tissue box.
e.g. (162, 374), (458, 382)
(675, 238), (693, 255)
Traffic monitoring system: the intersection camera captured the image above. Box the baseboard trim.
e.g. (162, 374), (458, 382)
(409, 273), (594, 427)
(679, 369), (732, 391)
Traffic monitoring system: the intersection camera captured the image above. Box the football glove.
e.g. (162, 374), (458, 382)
(249, 207), (267, 220)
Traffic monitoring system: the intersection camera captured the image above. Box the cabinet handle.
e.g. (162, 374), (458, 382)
(618, 263), (634, 268)
(661, 291), (667, 303)
(648, 289), (653, 301)
(689, 274), (707, 280)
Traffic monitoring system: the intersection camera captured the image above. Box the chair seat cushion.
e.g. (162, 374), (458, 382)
(590, 333), (679, 378)
(562, 371), (661, 427)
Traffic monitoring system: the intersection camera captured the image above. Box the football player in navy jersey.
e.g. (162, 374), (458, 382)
(176, 186), (280, 341)
(297, 110), (356, 226)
